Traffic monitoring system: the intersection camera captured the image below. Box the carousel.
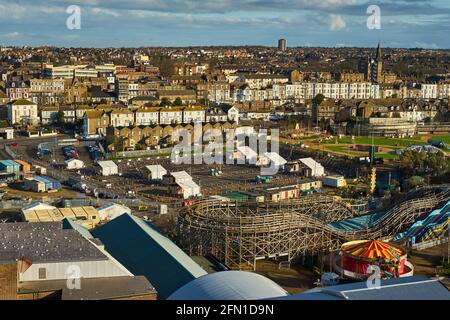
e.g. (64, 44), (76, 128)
(333, 240), (414, 280)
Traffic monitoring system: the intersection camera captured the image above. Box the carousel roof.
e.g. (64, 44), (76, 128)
(341, 240), (405, 260)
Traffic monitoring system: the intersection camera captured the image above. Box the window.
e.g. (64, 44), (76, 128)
(38, 268), (47, 279)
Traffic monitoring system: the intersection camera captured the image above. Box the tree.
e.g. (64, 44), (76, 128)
(56, 110), (65, 125)
(173, 97), (183, 106)
(312, 94), (325, 106)
(160, 98), (171, 107)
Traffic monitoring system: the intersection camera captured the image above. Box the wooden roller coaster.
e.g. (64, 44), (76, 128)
(177, 185), (450, 270)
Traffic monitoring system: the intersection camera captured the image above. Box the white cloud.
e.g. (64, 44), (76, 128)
(328, 14), (346, 31)
(2, 32), (20, 38)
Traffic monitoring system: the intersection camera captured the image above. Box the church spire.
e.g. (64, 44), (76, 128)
(376, 42), (382, 61)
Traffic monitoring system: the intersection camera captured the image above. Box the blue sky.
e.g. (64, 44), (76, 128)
(0, 0), (449, 48)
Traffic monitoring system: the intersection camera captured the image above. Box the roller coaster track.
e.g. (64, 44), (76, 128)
(178, 185), (450, 270)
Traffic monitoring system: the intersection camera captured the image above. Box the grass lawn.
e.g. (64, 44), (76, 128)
(337, 136), (425, 147)
(429, 135), (450, 144)
(325, 145), (399, 160)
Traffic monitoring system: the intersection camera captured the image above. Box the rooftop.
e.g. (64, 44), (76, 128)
(0, 222), (107, 263)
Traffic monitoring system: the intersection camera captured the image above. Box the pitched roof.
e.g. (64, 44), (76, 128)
(10, 99), (36, 106)
(92, 214), (207, 299)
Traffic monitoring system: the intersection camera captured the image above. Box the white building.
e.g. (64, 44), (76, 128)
(97, 161), (119, 176)
(159, 107), (183, 125)
(135, 108), (159, 126)
(110, 109), (134, 127)
(65, 158), (85, 170)
(7, 99), (39, 126)
(182, 106), (205, 124)
(421, 84), (438, 99)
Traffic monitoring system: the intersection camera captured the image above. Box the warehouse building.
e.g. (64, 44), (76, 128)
(97, 160), (119, 176)
(92, 213), (208, 299)
(0, 221), (157, 300)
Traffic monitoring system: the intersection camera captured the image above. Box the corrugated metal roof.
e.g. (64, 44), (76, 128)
(92, 213), (207, 299)
(168, 271), (288, 300)
(277, 277), (450, 300)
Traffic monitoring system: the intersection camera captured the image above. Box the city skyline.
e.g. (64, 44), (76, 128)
(0, 0), (449, 49)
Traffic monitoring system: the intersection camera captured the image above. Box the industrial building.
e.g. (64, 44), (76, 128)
(92, 213), (208, 299)
(0, 221), (157, 300)
(97, 160), (119, 176)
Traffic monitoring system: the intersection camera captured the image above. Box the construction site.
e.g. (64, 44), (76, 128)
(178, 185), (450, 270)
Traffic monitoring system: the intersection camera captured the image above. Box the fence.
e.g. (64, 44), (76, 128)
(411, 237), (449, 251)
(4, 144), (18, 159)
(108, 147), (173, 159)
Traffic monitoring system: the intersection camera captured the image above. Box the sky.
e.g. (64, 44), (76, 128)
(0, 0), (449, 48)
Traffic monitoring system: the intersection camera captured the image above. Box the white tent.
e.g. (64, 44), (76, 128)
(236, 146), (258, 164)
(178, 179), (201, 199)
(171, 171), (201, 199)
(65, 158), (84, 170)
(171, 171), (194, 184)
(299, 158), (325, 177)
(97, 160), (119, 176)
(263, 152), (287, 168)
(146, 165), (167, 181)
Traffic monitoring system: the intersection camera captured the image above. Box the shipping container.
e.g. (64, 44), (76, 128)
(14, 160), (31, 173)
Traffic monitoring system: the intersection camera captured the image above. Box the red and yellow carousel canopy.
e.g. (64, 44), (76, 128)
(341, 240), (405, 261)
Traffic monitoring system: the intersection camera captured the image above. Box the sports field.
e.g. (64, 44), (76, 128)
(310, 134), (450, 160)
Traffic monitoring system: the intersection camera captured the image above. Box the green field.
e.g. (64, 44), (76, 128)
(337, 137), (425, 147)
(325, 145), (399, 160)
(430, 135), (450, 144)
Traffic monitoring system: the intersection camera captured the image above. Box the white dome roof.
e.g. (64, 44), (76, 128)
(168, 271), (288, 300)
